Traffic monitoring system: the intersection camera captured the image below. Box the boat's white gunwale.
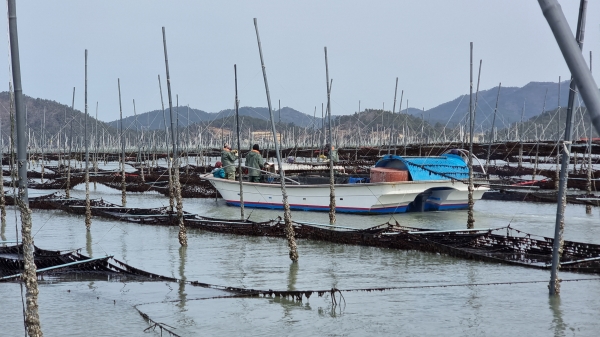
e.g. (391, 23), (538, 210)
(203, 176), (486, 188)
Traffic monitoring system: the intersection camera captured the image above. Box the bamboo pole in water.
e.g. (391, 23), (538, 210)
(254, 18), (298, 261)
(162, 26), (187, 246)
(158, 75), (174, 212)
(586, 51), (593, 214)
(94, 102), (98, 189)
(134, 99), (145, 182)
(467, 43), (475, 229)
(555, 78), (561, 190)
(485, 83), (501, 172)
(84, 49), (92, 230)
(324, 47), (336, 225)
(0, 107), (5, 232)
(40, 107), (45, 183)
(66, 87), (75, 199)
(234, 64), (244, 219)
(518, 101), (525, 167)
(8, 0), (43, 334)
(118, 78), (126, 207)
(388, 77), (398, 155)
(533, 90), (548, 181)
(549, 0), (587, 296)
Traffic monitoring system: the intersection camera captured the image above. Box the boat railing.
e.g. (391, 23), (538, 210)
(445, 149), (487, 175)
(203, 164), (301, 185)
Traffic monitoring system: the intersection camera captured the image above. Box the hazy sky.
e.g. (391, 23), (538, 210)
(0, 1), (598, 122)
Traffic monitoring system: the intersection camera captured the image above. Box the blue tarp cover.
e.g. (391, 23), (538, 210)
(374, 154), (468, 181)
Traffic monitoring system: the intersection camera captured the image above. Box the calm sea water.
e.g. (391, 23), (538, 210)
(1, 160), (600, 336)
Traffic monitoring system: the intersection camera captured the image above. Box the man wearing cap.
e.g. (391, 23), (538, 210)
(221, 143), (238, 180)
(245, 144), (267, 183)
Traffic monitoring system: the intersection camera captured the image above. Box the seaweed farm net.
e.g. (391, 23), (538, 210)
(0, 244), (177, 282)
(12, 192), (600, 275)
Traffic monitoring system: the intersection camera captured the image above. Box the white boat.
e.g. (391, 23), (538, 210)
(205, 153), (488, 214)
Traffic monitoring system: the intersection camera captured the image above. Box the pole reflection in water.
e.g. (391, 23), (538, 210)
(86, 229), (93, 257)
(0, 216), (5, 241)
(86, 228), (95, 290)
(178, 246), (187, 311)
(549, 296), (566, 337)
(287, 262), (298, 291)
(464, 265), (483, 334)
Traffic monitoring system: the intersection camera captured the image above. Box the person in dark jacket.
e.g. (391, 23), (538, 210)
(245, 144), (267, 182)
(221, 143), (238, 180)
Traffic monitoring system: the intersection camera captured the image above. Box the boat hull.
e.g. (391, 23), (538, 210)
(206, 177), (488, 214)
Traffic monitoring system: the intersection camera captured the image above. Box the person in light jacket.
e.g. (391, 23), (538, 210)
(245, 144), (267, 182)
(325, 143), (339, 163)
(221, 143), (238, 180)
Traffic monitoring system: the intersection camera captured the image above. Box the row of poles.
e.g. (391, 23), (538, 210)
(9, 102), (598, 156)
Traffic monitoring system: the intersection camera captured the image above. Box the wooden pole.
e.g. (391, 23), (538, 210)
(66, 87), (75, 198)
(8, 0), (43, 334)
(162, 26), (187, 246)
(254, 18), (298, 261)
(84, 49), (92, 230)
(234, 64), (244, 219)
(549, 0), (588, 296)
(467, 43), (476, 229)
(324, 47), (336, 225)
(118, 79), (126, 207)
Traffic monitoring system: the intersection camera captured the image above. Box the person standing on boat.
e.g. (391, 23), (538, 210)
(245, 144), (267, 183)
(221, 143), (238, 180)
(325, 143), (339, 163)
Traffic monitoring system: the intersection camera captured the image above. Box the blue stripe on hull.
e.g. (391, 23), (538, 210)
(225, 201), (409, 214)
(424, 202), (469, 211)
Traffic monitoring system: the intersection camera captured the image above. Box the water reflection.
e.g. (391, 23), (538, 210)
(0, 216), (6, 242)
(86, 229), (93, 257)
(120, 226), (127, 263)
(178, 246), (187, 311)
(87, 229), (95, 291)
(287, 262), (298, 291)
(549, 296), (566, 337)
(463, 264), (482, 334)
(269, 262), (310, 319)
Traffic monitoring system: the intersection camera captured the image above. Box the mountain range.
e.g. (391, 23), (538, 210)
(0, 80), (592, 143)
(107, 106), (322, 131)
(413, 81), (572, 129)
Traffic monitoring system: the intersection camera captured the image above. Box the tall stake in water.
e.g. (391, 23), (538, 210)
(94, 102), (98, 189)
(133, 99), (144, 182)
(547, 0), (588, 296)
(555, 78), (562, 190)
(0, 108), (5, 232)
(118, 78), (126, 207)
(253, 18), (298, 261)
(84, 50), (92, 230)
(394, 91), (403, 156)
(66, 87), (75, 198)
(586, 52), (593, 214)
(467, 42), (475, 229)
(158, 75), (174, 212)
(40, 107), (45, 183)
(518, 101), (525, 167)
(533, 90), (548, 181)
(162, 27), (187, 246)
(324, 47), (336, 225)
(234, 64), (244, 219)
(388, 77), (398, 155)
(8, 0), (43, 335)
(485, 83), (501, 171)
